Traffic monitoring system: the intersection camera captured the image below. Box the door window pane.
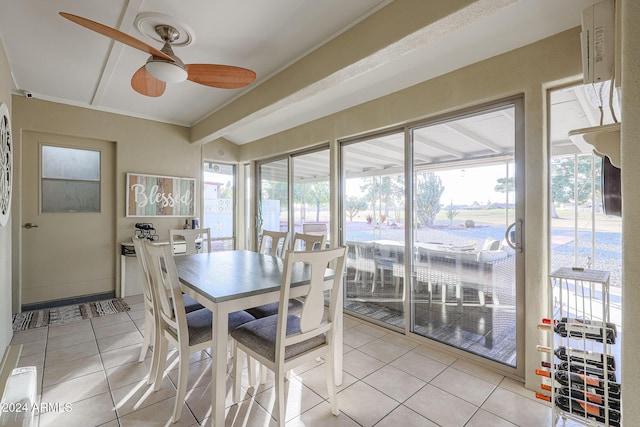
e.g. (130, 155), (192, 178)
(293, 150), (330, 245)
(259, 159), (289, 234)
(41, 145), (100, 213)
(411, 106), (517, 367)
(203, 162), (235, 251)
(342, 131), (406, 329)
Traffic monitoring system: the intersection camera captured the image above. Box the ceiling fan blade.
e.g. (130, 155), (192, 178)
(131, 66), (166, 97)
(185, 64), (256, 89)
(59, 12), (174, 62)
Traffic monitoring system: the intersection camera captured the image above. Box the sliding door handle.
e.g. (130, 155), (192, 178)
(505, 219), (523, 253)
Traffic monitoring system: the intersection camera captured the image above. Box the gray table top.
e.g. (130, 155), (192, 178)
(173, 249), (317, 303)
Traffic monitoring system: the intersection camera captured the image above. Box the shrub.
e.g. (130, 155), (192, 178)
(464, 219), (475, 228)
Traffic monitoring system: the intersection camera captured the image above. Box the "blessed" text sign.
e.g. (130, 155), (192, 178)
(126, 173), (195, 217)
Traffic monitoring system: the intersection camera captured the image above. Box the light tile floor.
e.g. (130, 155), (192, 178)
(10, 294), (557, 426)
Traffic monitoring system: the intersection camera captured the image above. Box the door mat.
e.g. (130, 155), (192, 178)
(12, 298), (130, 331)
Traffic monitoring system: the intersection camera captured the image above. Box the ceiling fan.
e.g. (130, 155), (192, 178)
(59, 12), (256, 97)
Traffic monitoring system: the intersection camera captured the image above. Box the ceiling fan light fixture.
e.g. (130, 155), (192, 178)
(145, 59), (188, 83)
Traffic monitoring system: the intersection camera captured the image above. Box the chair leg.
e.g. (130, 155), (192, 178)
(152, 335), (168, 391)
(138, 311), (152, 362)
(233, 347), (242, 403)
(275, 368), (286, 427)
(146, 317), (160, 386)
(171, 344), (189, 422)
(248, 356), (256, 388)
(260, 363), (267, 384)
(325, 351), (339, 416)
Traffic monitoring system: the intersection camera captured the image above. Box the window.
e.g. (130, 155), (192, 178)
(203, 162), (235, 251)
(41, 145), (100, 213)
(549, 85), (622, 293)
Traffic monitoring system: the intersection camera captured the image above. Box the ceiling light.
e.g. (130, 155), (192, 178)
(145, 59), (188, 83)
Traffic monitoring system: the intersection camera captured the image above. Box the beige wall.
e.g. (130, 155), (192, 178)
(238, 28), (582, 386)
(0, 37), (13, 353)
(621, 0), (639, 421)
(10, 97), (203, 308)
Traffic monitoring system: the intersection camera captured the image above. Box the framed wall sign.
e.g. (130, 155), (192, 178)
(0, 103), (12, 227)
(126, 173), (195, 217)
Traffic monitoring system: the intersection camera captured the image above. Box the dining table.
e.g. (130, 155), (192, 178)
(173, 249), (343, 426)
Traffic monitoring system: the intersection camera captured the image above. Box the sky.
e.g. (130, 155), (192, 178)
(345, 163), (513, 207)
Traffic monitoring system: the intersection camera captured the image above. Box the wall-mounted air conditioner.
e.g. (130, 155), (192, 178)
(581, 0), (615, 84)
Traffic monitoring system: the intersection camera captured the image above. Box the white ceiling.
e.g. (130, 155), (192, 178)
(0, 0), (600, 146)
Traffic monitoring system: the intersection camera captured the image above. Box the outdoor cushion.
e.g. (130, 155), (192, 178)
(482, 237), (501, 251)
(477, 250), (509, 263)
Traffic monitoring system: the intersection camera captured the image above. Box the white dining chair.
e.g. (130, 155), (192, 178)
(248, 229), (302, 319)
(231, 246), (347, 427)
(292, 232), (327, 251)
(258, 229), (290, 258)
(131, 236), (160, 374)
(169, 227), (211, 255)
(131, 236), (203, 378)
(144, 241), (256, 422)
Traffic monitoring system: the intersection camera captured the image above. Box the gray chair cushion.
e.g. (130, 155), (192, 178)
(185, 309), (256, 346)
(229, 310), (256, 330)
(169, 295), (205, 315)
(186, 308), (213, 346)
(245, 299), (303, 318)
(182, 294), (205, 313)
(231, 314), (326, 362)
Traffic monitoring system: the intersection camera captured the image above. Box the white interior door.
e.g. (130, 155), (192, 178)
(20, 131), (115, 306)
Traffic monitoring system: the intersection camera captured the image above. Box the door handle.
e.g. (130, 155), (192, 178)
(504, 219), (523, 253)
(24, 223), (39, 229)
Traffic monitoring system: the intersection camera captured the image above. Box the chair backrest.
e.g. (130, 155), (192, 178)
(292, 232), (327, 251)
(302, 223), (327, 236)
(169, 228), (211, 255)
(144, 241), (187, 340)
(259, 230), (290, 258)
(276, 246), (347, 358)
(353, 241), (374, 258)
(374, 241), (401, 260)
(131, 235), (155, 311)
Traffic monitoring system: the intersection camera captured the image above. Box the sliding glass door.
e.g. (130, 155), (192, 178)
(340, 99), (523, 368)
(292, 150), (331, 244)
(342, 131), (406, 330)
(258, 158), (289, 235)
(202, 161), (235, 251)
(257, 147), (331, 250)
(410, 104), (520, 367)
